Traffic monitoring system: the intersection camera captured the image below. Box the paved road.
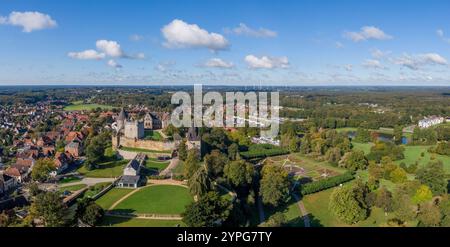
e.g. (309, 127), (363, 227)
(160, 158), (179, 177)
(292, 193), (310, 227)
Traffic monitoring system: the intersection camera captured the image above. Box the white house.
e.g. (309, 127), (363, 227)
(418, 116), (444, 128)
(117, 153), (146, 188)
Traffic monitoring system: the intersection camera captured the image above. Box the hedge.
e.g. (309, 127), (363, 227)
(299, 171), (355, 195)
(240, 144), (289, 159)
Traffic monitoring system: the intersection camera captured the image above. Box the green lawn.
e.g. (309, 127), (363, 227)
(83, 182), (112, 198)
(63, 103), (115, 111)
(395, 145), (450, 173)
(99, 216), (184, 227)
(335, 127), (357, 133)
(352, 142), (373, 155)
(143, 130), (163, 141)
(145, 160), (170, 172)
(95, 188), (134, 209)
(77, 159), (129, 178)
(302, 187), (417, 227)
(58, 184), (87, 192)
(120, 146), (172, 154)
(113, 185), (192, 215)
(263, 196), (304, 227)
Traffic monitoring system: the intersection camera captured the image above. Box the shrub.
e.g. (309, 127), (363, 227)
(300, 172), (355, 195)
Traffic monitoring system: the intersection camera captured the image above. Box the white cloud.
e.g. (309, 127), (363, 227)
(96, 40), (123, 57)
(161, 19), (229, 51)
(371, 49), (391, 58)
(155, 61), (176, 72)
(129, 34), (144, 41)
(0, 11), (57, 32)
(244, 55), (289, 69)
(335, 42), (344, 49)
(344, 26), (392, 42)
(436, 29), (450, 44)
(107, 59), (122, 68)
(362, 59), (385, 69)
(203, 58), (234, 68)
(393, 53), (448, 70)
(224, 23), (277, 38)
(68, 50), (105, 60)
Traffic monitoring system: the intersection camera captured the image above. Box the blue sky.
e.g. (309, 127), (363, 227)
(1, 0), (450, 86)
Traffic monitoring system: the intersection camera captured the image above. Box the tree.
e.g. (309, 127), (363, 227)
(325, 147), (342, 166)
(183, 149), (200, 179)
(178, 139), (188, 161)
(224, 160), (254, 188)
(393, 125), (403, 145)
(329, 185), (368, 224)
(29, 182), (41, 196)
(375, 187), (393, 212)
(339, 150), (368, 171)
(29, 191), (68, 227)
(389, 167), (407, 183)
(417, 203), (441, 227)
(354, 128), (371, 143)
(259, 212), (286, 227)
(85, 135), (107, 165)
(76, 198), (104, 226)
(204, 150), (229, 178)
(412, 185), (433, 204)
(228, 143), (240, 161)
(259, 165), (291, 207)
(188, 167), (212, 198)
(182, 191), (232, 227)
(393, 194), (416, 224)
(31, 158), (56, 182)
(415, 161), (447, 195)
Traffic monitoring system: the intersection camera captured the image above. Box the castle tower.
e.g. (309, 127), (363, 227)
(117, 108), (127, 132)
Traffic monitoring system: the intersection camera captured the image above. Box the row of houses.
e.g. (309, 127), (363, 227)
(418, 116), (445, 128)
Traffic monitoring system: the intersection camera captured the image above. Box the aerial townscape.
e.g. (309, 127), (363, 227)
(0, 0), (450, 230)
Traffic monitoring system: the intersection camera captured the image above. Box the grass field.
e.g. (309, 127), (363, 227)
(143, 130), (163, 141)
(120, 146), (172, 154)
(395, 145), (450, 173)
(113, 185), (192, 215)
(77, 159), (129, 178)
(145, 160), (170, 172)
(95, 188), (134, 209)
(302, 187), (417, 227)
(58, 184), (87, 192)
(263, 196), (304, 227)
(63, 103), (115, 111)
(352, 142), (373, 155)
(100, 216), (184, 227)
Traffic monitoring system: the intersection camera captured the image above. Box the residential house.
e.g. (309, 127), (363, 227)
(65, 141), (82, 157)
(0, 173), (17, 195)
(51, 152), (72, 176)
(117, 153), (146, 188)
(418, 116), (444, 128)
(4, 164), (30, 183)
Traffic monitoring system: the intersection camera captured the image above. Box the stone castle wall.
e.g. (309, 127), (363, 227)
(112, 135), (175, 151)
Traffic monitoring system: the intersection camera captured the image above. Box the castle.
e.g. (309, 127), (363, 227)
(112, 108), (175, 152)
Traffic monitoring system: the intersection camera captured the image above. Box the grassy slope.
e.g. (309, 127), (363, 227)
(77, 159), (129, 178)
(95, 188), (134, 209)
(58, 184), (87, 192)
(263, 196), (304, 227)
(145, 160), (170, 171)
(113, 185), (192, 214)
(100, 216), (184, 227)
(63, 103), (114, 111)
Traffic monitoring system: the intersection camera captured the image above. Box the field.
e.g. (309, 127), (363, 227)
(352, 142), (373, 155)
(77, 159), (129, 178)
(58, 184), (87, 192)
(95, 188), (134, 209)
(112, 185), (192, 215)
(265, 153), (346, 182)
(100, 216), (184, 227)
(63, 102), (115, 111)
(395, 145), (450, 173)
(263, 196), (304, 227)
(302, 187), (417, 227)
(145, 159), (170, 172)
(143, 130), (163, 141)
